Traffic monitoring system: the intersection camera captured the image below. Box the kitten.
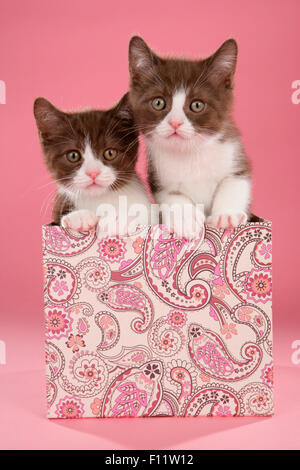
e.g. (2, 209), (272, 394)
(128, 36), (252, 236)
(34, 94), (151, 233)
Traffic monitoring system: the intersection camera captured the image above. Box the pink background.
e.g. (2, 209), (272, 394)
(1, 0), (300, 450)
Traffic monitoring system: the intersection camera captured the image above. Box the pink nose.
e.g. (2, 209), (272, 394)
(169, 120), (183, 130)
(86, 171), (100, 180)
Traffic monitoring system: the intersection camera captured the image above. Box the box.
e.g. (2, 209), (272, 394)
(43, 220), (273, 418)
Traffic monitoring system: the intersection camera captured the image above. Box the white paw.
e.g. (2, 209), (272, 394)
(62, 210), (98, 232)
(168, 208), (205, 240)
(207, 211), (247, 230)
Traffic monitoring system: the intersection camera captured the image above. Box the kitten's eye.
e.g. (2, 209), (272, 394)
(66, 150), (81, 163)
(103, 148), (118, 161)
(190, 100), (205, 113)
(151, 97), (166, 111)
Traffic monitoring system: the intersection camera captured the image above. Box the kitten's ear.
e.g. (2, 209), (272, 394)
(129, 36), (159, 82)
(207, 39), (238, 88)
(115, 93), (134, 123)
(33, 97), (65, 139)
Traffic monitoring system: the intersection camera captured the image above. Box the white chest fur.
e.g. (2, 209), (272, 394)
(148, 135), (240, 213)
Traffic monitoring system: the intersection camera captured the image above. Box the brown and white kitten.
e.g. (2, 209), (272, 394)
(128, 36), (251, 235)
(34, 94), (150, 232)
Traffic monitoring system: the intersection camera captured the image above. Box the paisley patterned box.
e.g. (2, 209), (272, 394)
(43, 221), (273, 418)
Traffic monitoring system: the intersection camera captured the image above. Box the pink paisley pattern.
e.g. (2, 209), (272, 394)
(144, 226), (210, 310)
(55, 396), (84, 418)
(243, 269), (272, 304)
(45, 341), (65, 380)
(45, 260), (79, 305)
(44, 225), (96, 257)
(99, 284), (154, 333)
(102, 362), (163, 417)
(148, 317), (185, 357)
(43, 221), (273, 418)
(111, 383), (148, 417)
(97, 236), (126, 264)
(188, 323), (262, 381)
(260, 361), (273, 387)
(184, 384), (241, 417)
(45, 304), (73, 340)
(150, 226), (190, 281)
(95, 311), (120, 350)
(59, 351), (108, 398)
(76, 257), (111, 292)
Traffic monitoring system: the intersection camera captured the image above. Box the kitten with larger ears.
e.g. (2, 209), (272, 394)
(128, 37), (252, 235)
(34, 94), (151, 232)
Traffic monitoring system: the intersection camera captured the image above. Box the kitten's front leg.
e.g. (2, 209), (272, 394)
(207, 177), (250, 229)
(61, 209), (98, 232)
(155, 190), (205, 239)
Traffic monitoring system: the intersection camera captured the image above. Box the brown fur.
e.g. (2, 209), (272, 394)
(34, 94), (139, 223)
